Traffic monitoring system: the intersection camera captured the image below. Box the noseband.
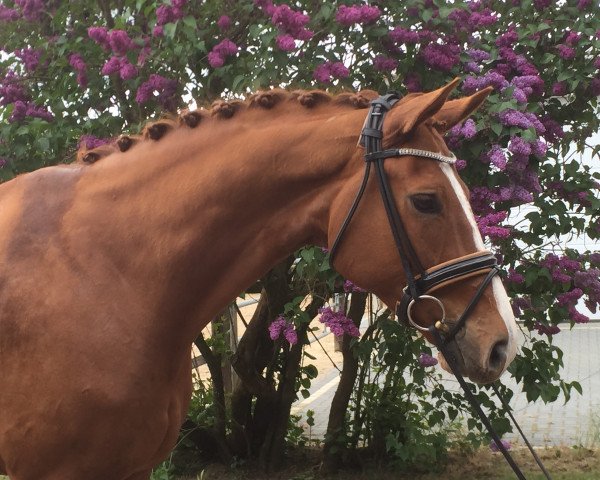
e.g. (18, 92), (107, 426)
(329, 93), (552, 480)
(329, 92), (499, 345)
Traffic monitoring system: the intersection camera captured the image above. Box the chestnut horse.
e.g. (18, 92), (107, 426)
(0, 79), (518, 479)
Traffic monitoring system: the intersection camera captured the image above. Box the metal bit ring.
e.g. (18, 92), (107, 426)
(407, 295), (446, 332)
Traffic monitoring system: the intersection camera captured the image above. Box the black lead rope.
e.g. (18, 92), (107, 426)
(434, 328), (553, 480)
(491, 383), (554, 480)
(433, 329), (526, 480)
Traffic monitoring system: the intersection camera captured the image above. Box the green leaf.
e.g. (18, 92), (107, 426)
(183, 15), (197, 30)
(163, 22), (177, 40)
(36, 137), (50, 152)
(490, 121), (503, 136)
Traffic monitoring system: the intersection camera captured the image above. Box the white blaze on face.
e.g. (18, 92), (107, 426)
(438, 162), (519, 367)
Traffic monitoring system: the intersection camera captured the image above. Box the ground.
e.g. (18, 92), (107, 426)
(156, 446), (599, 479)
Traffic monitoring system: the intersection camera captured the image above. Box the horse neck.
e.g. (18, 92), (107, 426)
(75, 105), (362, 341)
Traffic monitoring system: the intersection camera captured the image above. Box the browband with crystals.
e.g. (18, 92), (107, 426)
(364, 147), (457, 164)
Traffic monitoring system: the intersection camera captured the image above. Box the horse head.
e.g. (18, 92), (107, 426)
(330, 79), (519, 384)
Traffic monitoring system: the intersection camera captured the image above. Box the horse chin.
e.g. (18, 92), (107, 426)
(437, 344), (499, 385)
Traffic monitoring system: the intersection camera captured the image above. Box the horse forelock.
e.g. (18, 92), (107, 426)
(74, 88), (383, 164)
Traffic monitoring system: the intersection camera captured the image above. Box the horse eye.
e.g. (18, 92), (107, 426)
(410, 194), (441, 214)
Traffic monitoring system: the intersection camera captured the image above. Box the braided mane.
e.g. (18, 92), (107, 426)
(76, 88), (379, 164)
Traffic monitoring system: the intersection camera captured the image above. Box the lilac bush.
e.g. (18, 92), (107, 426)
(0, 0), (599, 466)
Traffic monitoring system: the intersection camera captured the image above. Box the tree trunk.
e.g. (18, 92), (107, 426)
(193, 333), (232, 464)
(229, 258), (294, 456)
(321, 292), (368, 473)
(259, 297), (327, 471)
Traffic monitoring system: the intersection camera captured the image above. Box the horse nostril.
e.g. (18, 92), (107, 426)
(489, 340), (508, 371)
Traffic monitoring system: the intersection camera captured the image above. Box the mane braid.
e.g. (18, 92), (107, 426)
(74, 88), (380, 165)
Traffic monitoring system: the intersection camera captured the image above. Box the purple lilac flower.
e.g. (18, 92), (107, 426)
(508, 136), (532, 156)
(589, 78), (600, 97)
(135, 74), (178, 107)
(269, 315), (298, 345)
(389, 27), (419, 44)
(552, 82), (567, 96)
(119, 59), (138, 80)
(568, 305), (589, 323)
(531, 140), (547, 157)
(101, 56), (122, 76)
(276, 34), (296, 51)
(557, 45), (576, 60)
(461, 119), (477, 139)
(217, 15), (231, 30)
(455, 159), (467, 170)
(564, 31), (581, 45)
(496, 28), (518, 47)
(512, 297), (531, 317)
(506, 268), (524, 284)
(156, 1), (185, 26)
(137, 44), (152, 66)
(208, 52), (224, 68)
(88, 26), (110, 49)
(593, 57), (600, 70)
(535, 322), (561, 336)
(578, 0), (591, 8)
(541, 116), (564, 143)
(470, 9), (498, 27)
(485, 145), (507, 170)
(14, 48), (41, 72)
(476, 211), (511, 240)
(557, 288), (584, 307)
(14, 0), (45, 21)
(153, 25), (164, 37)
(208, 38), (238, 68)
(318, 307), (360, 337)
(373, 55), (398, 72)
(270, 4), (312, 40)
(335, 4), (380, 26)
(9, 100), (53, 123)
(78, 135), (110, 150)
(404, 72), (422, 92)
(490, 439), (512, 452)
(0, 5), (20, 21)
(511, 75), (544, 98)
(467, 49), (491, 62)
(0, 71), (30, 106)
(313, 61), (349, 83)
(462, 71), (509, 94)
(533, 0), (551, 9)
(418, 353), (438, 367)
(421, 43), (460, 72)
(464, 62), (481, 74)
(108, 30), (135, 56)
(156, 5), (173, 25)
(68, 53), (88, 88)
(499, 109), (545, 134)
(574, 270), (600, 310)
(343, 280), (366, 293)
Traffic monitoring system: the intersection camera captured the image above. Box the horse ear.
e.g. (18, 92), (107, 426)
(432, 86), (493, 133)
(382, 78), (460, 146)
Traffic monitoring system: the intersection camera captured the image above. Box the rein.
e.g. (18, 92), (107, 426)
(330, 93), (552, 480)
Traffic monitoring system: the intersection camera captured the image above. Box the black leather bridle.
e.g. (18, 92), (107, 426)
(329, 93), (552, 480)
(330, 92), (499, 342)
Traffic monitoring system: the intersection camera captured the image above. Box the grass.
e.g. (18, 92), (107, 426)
(171, 446), (600, 480)
(1, 446), (599, 479)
